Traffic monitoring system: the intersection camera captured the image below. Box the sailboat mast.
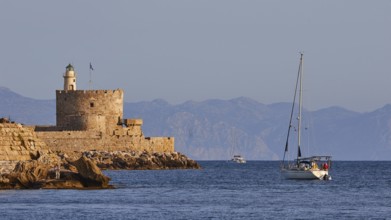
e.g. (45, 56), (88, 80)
(297, 53), (304, 160)
(282, 53), (303, 165)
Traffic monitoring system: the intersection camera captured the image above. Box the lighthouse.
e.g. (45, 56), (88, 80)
(63, 64), (77, 91)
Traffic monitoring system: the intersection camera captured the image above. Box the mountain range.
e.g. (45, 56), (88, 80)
(1, 86), (391, 160)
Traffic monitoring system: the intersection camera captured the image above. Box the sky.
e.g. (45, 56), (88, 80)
(0, 0), (390, 112)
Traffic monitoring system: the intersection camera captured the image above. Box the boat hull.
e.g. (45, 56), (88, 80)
(281, 169), (328, 180)
(231, 155), (246, 163)
(231, 159), (246, 163)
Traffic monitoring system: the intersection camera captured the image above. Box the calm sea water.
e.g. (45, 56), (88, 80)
(1, 161), (391, 219)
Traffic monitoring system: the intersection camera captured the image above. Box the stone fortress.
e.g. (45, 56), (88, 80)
(34, 64), (174, 153)
(0, 65), (198, 189)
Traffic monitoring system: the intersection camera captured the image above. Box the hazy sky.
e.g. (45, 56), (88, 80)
(1, 1), (390, 112)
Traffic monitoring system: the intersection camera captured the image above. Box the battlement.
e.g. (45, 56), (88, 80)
(124, 118), (143, 126)
(56, 89), (123, 95)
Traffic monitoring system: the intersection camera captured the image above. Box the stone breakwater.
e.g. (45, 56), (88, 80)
(81, 150), (201, 170)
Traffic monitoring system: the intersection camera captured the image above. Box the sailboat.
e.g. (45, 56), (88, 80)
(281, 53), (332, 180)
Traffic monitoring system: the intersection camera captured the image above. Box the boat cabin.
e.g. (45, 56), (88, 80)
(295, 156), (331, 171)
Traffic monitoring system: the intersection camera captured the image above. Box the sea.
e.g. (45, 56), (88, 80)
(1, 161), (391, 219)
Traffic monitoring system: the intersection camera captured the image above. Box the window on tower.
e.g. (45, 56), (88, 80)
(90, 102), (94, 107)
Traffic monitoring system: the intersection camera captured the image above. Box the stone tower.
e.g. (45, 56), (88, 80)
(63, 64), (77, 91)
(56, 64), (124, 133)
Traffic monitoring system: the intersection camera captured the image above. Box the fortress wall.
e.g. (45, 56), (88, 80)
(0, 123), (50, 173)
(36, 130), (103, 139)
(36, 130), (103, 152)
(36, 129), (174, 153)
(34, 126), (62, 132)
(35, 124), (143, 137)
(140, 137), (175, 152)
(56, 89), (123, 133)
(113, 125), (143, 136)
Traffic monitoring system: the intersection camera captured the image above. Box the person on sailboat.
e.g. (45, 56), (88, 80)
(322, 162), (329, 171)
(311, 161), (318, 170)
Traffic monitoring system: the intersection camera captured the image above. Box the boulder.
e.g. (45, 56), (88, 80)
(0, 153), (112, 189)
(71, 156), (111, 188)
(13, 160), (50, 188)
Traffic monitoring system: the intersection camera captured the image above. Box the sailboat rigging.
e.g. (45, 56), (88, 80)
(281, 53), (331, 180)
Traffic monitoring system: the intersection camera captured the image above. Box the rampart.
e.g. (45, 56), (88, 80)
(35, 113), (174, 153)
(35, 130), (174, 153)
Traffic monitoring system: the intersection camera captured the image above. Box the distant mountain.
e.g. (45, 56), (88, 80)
(1, 86), (391, 160)
(0, 87), (55, 125)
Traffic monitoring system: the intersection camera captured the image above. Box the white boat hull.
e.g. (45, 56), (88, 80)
(231, 159), (246, 163)
(281, 169), (328, 180)
(231, 155), (246, 163)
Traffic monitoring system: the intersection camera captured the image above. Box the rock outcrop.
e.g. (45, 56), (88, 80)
(70, 156), (110, 188)
(0, 152), (112, 189)
(0, 153), (112, 189)
(0, 120), (111, 189)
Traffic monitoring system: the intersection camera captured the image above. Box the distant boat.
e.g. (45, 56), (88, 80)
(231, 155), (246, 163)
(280, 53), (331, 180)
(229, 129), (246, 163)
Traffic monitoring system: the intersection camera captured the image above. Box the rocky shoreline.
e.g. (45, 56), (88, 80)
(0, 149), (201, 190)
(0, 152), (111, 189)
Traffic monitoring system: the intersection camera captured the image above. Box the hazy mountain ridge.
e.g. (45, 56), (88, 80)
(0, 87), (55, 125)
(1, 87), (391, 160)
